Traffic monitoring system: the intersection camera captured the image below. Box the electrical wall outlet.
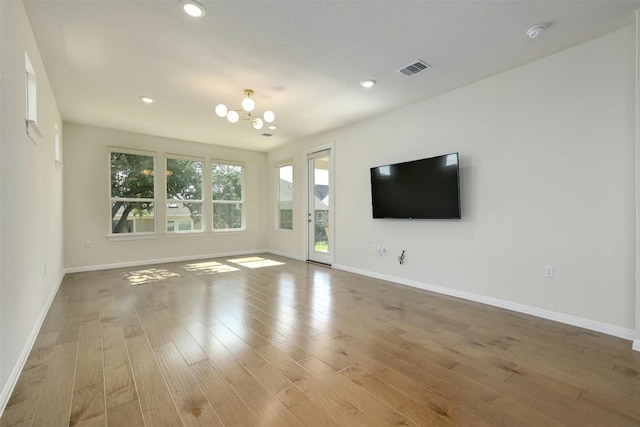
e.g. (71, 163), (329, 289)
(544, 265), (554, 278)
(372, 244), (387, 255)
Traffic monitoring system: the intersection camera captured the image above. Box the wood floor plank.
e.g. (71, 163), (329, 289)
(254, 343), (378, 427)
(287, 399), (342, 427)
(125, 335), (183, 427)
(2, 419), (32, 427)
(106, 400), (145, 427)
(101, 318), (138, 409)
(153, 308), (207, 365)
(231, 376), (301, 427)
(241, 351), (308, 409)
(310, 332), (493, 427)
(499, 368), (635, 426)
(188, 360), (261, 427)
(178, 315), (251, 384)
(69, 382), (105, 426)
(31, 340), (78, 427)
(56, 300), (83, 344)
(0, 365), (47, 427)
(136, 308), (172, 348)
(3, 255), (639, 427)
(350, 339), (528, 426)
(152, 343), (223, 427)
(299, 357), (413, 426)
(1, 331), (61, 426)
(339, 365), (459, 427)
(73, 318), (103, 392)
(578, 389), (640, 425)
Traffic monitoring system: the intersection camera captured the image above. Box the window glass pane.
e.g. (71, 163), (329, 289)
(212, 162), (243, 230)
(166, 157), (203, 233)
(213, 203), (242, 230)
(177, 220), (193, 231)
(212, 163), (243, 201)
(279, 209), (293, 229)
(167, 158), (202, 200)
(111, 201), (155, 234)
(111, 152), (154, 198)
(25, 53), (37, 123)
(110, 151), (155, 235)
(278, 165), (293, 230)
(166, 202), (202, 232)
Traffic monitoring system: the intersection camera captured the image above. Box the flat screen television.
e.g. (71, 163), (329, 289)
(370, 152), (461, 219)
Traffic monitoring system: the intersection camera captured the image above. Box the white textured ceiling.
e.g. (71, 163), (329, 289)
(24, 0), (640, 152)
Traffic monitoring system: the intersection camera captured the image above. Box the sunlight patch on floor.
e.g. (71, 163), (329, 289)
(183, 261), (240, 274)
(227, 256), (285, 269)
(124, 268), (180, 285)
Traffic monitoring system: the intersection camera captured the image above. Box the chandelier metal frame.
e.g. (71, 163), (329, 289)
(215, 89), (275, 130)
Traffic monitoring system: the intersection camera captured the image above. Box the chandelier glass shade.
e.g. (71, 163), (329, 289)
(215, 89), (275, 130)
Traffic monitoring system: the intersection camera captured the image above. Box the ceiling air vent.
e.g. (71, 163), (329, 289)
(261, 133), (273, 137)
(397, 60), (431, 77)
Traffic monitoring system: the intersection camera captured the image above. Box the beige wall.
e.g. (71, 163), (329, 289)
(63, 123), (269, 271)
(268, 25), (637, 337)
(0, 1), (64, 411)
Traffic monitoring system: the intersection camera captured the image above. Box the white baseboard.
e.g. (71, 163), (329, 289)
(333, 264), (637, 346)
(267, 249), (306, 262)
(0, 270), (65, 415)
(64, 249), (271, 274)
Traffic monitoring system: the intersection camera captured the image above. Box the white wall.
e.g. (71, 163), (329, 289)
(635, 11), (640, 351)
(0, 1), (64, 412)
(63, 123), (269, 270)
(267, 25), (636, 336)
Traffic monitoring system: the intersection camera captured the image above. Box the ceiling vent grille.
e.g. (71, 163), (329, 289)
(397, 60), (431, 77)
(261, 133), (273, 137)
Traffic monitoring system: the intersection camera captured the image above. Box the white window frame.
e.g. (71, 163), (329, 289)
(211, 159), (245, 232)
(108, 147), (157, 239)
(25, 53), (42, 142)
(54, 123), (63, 170)
(276, 162), (293, 231)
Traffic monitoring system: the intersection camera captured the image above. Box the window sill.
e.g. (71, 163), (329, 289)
(164, 231), (205, 238)
(107, 233), (159, 242)
(26, 119), (43, 145)
(211, 229), (245, 234)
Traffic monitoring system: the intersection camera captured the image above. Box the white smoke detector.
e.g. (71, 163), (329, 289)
(527, 25), (546, 39)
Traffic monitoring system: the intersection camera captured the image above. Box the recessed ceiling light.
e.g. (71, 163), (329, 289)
(140, 96), (154, 103)
(360, 79), (376, 89)
(269, 125), (277, 130)
(181, 0), (206, 18)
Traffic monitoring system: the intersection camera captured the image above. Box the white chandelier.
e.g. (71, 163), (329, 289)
(215, 89), (275, 130)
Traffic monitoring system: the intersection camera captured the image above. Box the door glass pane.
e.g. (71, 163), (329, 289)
(312, 156), (329, 253)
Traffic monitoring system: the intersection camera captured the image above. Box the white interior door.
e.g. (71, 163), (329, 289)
(307, 149), (332, 265)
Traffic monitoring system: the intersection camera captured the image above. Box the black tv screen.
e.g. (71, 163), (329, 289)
(370, 152), (461, 219)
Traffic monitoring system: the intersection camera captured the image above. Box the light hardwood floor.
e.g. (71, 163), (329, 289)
(1, 254), (639, 426)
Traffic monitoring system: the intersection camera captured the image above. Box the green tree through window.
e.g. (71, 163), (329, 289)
(166, 157), (203, 232)
(212, 162), (243, 230)
(110, 152), (155, 234)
